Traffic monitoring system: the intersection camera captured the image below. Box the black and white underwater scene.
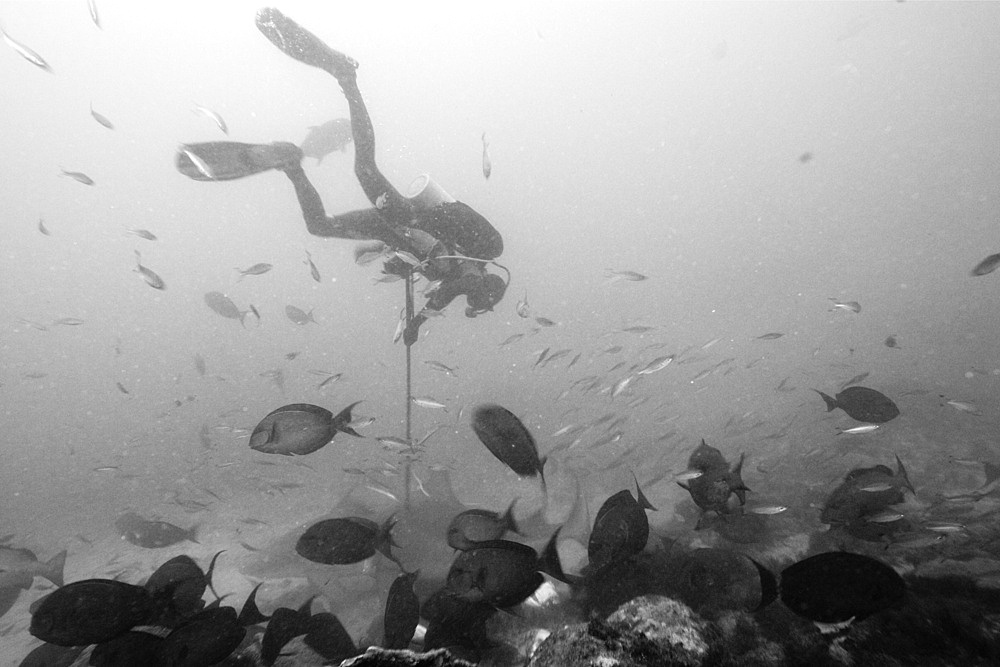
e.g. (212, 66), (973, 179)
(3, 1), (1000, 665)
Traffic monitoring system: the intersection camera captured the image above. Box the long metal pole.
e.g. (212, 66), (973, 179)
(403, 269), (415, 510)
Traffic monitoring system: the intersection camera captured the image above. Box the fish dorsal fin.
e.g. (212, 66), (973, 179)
(893, 453), (916, 494)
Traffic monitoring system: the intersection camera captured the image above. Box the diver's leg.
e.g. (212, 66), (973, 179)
(284, 165), (400, 242)
(254, 8), (412, 220)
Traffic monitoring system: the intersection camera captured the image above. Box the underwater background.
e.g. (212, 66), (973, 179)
(2, 1), (1000, 664)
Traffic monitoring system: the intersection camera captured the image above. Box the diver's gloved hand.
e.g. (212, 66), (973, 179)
(382, 256), (410, 279)
(402, 316), (425, 346)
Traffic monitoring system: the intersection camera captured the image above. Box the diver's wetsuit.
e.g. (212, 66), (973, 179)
(280, 56), (503, 339)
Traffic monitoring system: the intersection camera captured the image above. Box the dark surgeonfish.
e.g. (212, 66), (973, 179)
(261, 598), (357, 666)
(156, 606), (246, 667)
(300, 118), (353, 164)
(249, 402), (362, 455)
(780, 552), (906, 635)
(296, 516), (399, 566)
(115, 512), (199, 548)
(821, 455), (915, 541)
(29, 579), (156, 646)
(813, 386), (900, 423)
(0, 546), (66, 591)
(204, 291), (248, 325)
(444, 530), (565, 607)
(471, 404), (547, 492)
(587, 476), (657, 573)
(678, 440), (750, 522)
(383, 570), (420, 649)
(447, 500), (521, 551)
(671, 548), (778, 613)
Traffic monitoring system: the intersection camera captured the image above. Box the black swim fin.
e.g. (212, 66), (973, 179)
(175, 141), (301, 182)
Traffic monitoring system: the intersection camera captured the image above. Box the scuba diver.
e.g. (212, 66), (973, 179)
(176, 7), (507, 346)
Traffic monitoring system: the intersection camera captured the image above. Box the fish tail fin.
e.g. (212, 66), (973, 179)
(239, 310), (248, 328)
(42, 550), (67, 588)
(539, 527), (568, 583)
(895, 453), (916, 494)
(677, 482), (690, 491)
(539, 457), (548, 496)
(749, 558), (779, 611)
(237, 583), (272, 626)
(814, 389), (838, 412)
(334, 401), (364, 437)
(504, 499), (522, 536)
(188, 524), (200, 544)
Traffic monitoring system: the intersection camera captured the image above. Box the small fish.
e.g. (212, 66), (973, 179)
(611, 374), (636, 399)
(535, 316), (557, 327)
(299, 117), (353, 163)
(621, 325), (656, 334)
(1, 24), (52, 72)
(424, 360), (457, 376)
(374, 273), (403, 284)
(134, 251), (166, 290)
(236, 262), (273, 280)
(971, 253), (1000, 277)
(884, 335), (900, 349)
(412, 396), (448, 411)
(923, 521), (966, 533)
(828, 298), (861, 313)
(675, 470), (703, 482)
(481, 132), (492, 179)
(87, 0), (100, 28)
(285, 351), (300, 360)
(204, 291), (247, 324)
(52, 317), (84, 326)
(127, 228), (156, 241)
(499, 333), (525, 347)
(866, 510), (904, 524)
(192, 103), (228, 135)
(305, 250), (321, 282)
(285, 305), (316, 325)
(515, 290), (530, 318)
(836, 424), (880, 435)
(90, 102), (113, 129)
(181, 146), (216, 180)
(942, 397), (981, 415)
(638, 355), (674, 375)
(394, 250), (423, 267)
(859, 482), (893, 493)
(115, 382), (129, 395)
(755, 332), (784, 340)
(349, 416), (376, 429)
(59, 168), (95, 186)
(605, 269), (648, 282)
(747, 505), (787, 515)
(38, 216), (50, 235)
(249, 304), (261, 321)
(533, 347), (551, 368)
(472, 404), (547, 492)
(377, 436), (412, 451)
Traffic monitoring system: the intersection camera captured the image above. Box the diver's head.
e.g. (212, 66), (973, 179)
(465, 274), (507, 317)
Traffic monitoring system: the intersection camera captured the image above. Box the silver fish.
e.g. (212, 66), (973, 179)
(90, 102), (113, 129)
(134, 251), (165, 290)
(412, 396), (448, 411)
(181, 146), (216, 180)
(38, 216), (50, 235)
(1, 24), (52, 72)
(828, 298), (861, 313)
(192, 103), (228, 135)
(638, 355), (674, 375)
(285, 305), (316, 325)
(481, 131), (492, 179)
(424, 360), (457, 376)
(515, 290), (530, 318)
(836, 424), (880, 435)
(127, 228), (156, 241)
(747, 505), (787, 515)
(60, 168), (94, 185)
(305, 250), (321, 282)
(87, 0), (100, 29)
(236, 262), (273, 280)
(866, 510), (904, 524)
(605, 269), (648, 282)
